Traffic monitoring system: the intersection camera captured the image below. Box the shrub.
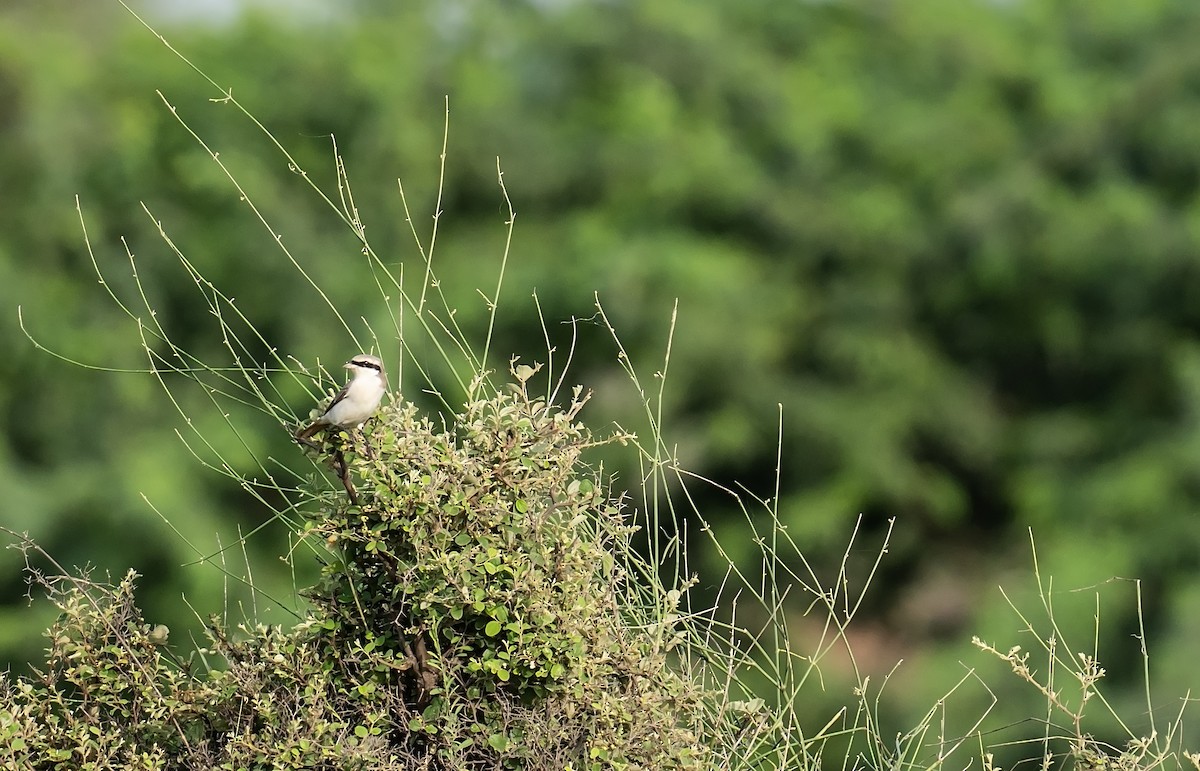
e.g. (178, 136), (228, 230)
(0, 370), (711, 770)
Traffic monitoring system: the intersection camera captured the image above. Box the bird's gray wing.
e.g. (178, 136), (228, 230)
(321, 381), (353, 417)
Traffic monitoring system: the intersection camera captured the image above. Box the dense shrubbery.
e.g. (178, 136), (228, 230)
(1, 377), (712, 769)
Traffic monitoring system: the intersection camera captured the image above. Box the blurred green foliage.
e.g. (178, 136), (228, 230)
(4, 0), (1200, 758)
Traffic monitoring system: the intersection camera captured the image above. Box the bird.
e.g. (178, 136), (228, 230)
(295, 354), (388, 443)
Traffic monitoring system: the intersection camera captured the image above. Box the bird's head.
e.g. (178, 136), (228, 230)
(345, 350), (386, 389)
(345, 354), (382, 371)
(345, 354), (386, 386)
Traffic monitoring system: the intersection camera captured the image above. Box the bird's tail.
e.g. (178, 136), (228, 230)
(295, 421), (323, 442)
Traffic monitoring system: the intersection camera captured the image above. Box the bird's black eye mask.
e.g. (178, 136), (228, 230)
(352, 359), (383, 372)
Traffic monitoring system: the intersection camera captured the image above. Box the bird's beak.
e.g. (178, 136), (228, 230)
(344, 362), (355, 370)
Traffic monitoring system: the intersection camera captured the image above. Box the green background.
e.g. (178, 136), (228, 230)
(4, 0), (1200, 761)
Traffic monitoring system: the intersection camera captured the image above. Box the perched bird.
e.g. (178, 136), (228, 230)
(295, 354), (387, 442)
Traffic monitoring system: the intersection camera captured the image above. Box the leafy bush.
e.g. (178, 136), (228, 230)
(0, 572), (195, 770)
(302, 371), (710, 768)
(0, 371), (711, 770)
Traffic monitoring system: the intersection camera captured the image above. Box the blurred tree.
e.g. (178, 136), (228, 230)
(3, 0), (1200, 756)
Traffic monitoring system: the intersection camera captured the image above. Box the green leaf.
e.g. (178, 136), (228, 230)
(485, 620), (502, 637)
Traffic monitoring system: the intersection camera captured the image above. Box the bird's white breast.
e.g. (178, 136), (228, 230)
(325, 373), (386, 427)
